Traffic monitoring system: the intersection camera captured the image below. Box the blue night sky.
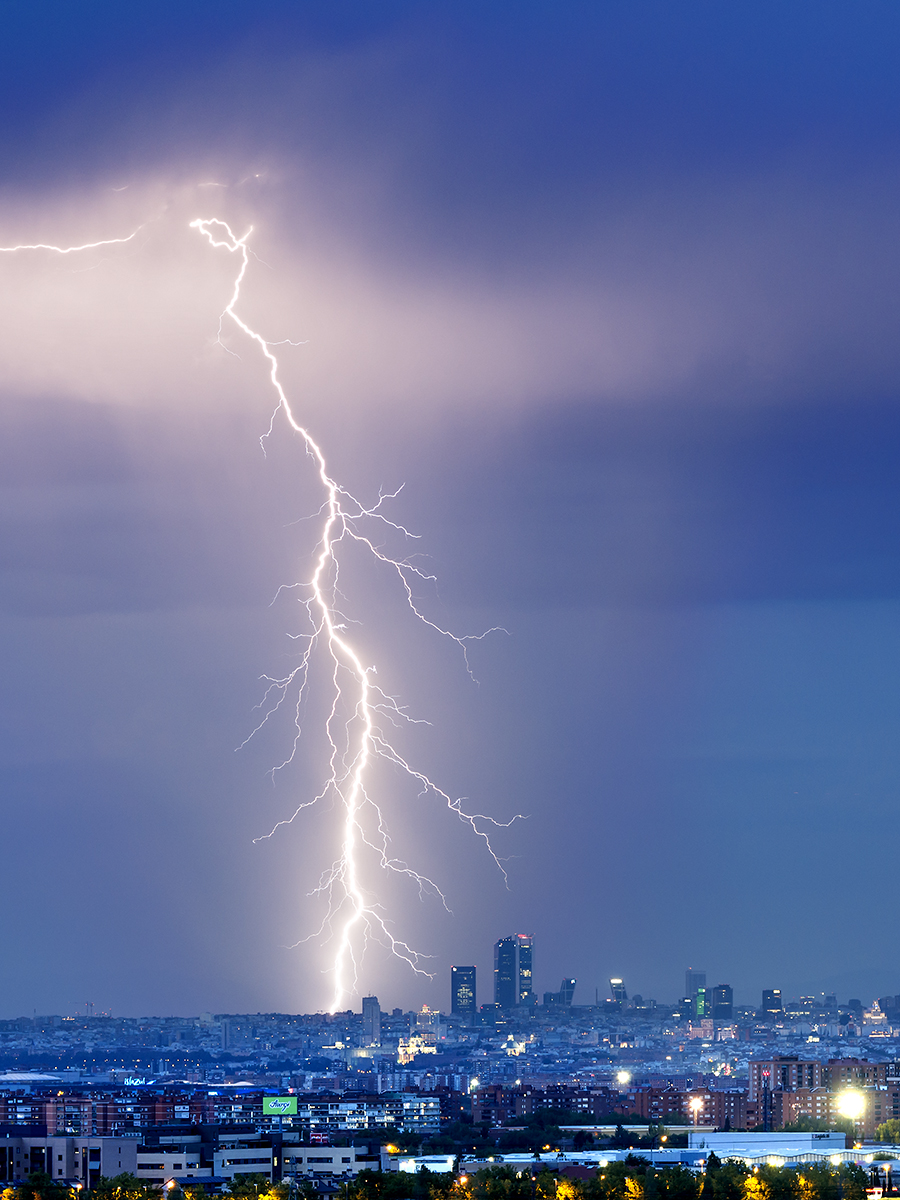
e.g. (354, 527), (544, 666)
(2, 2), (900, 1016)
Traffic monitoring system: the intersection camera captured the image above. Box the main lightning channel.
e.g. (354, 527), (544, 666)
(191, 218), (518, 1012)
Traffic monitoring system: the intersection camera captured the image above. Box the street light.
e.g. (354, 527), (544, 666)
(835, 1091), (865, 1121)
(836, 1089), (865, 1144)
(690, 1098), (703, 1127)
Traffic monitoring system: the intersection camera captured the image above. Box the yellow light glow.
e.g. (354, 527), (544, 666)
(835, 1091), (865, 1120)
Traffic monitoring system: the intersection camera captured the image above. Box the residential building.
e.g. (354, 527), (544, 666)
(0, 1135), (137, 1187)
(824, 1058), (888, 1090)
(749, 1057), (824, 1101)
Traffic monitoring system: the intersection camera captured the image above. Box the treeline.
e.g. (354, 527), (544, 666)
(0, 1159), (873, 1200)
(349, 1156), (870, 1200)
(419, 1113), (688, 1159)
(0, 1171), (299, 1200)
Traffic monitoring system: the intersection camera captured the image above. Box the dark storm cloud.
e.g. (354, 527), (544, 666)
(3, 2), (900, 1013)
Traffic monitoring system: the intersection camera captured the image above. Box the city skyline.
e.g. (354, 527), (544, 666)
(0, 956), (887, 1024)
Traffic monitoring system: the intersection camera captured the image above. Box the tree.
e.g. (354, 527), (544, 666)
(875, 1119), (900, 1143)
(259, 1185), (291, 1200)
(656, 1165), (699, 1200)
(836, 1163), (867, 1200)
(752, 1165), (800, 1200)
(585, 1160), (632, 1200)
(349, 1165), (456, 1200)
(611, 1127), (631, 1150)
(700, 1157), (747, 1200)
(90, 1174), (161, 1200)
(19, 1174), (68, 1200)
(226, 1175), (271, 1199)
(781, 1119), (832, 1135)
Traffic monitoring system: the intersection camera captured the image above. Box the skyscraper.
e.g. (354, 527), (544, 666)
(610, 978), (627, 1004)
(761, 988), (783, 1015)
(361, 995), (381, 1045)
(517, 934), (533, 1004)
(451, 966), (476, 1017)
(711, 983), (733, 1020)
(543, 978), (576, 1007)
(685, 968), (706, 1001)
(494, 934), (535, 1008)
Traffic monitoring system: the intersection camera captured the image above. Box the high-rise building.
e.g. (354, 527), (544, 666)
(518, 936), (533, 1004)
(761, 988), (783, 1015)
(685, 968), (706, 1000)
(494, 934), (535, 1008)
(361, 995), (381, 1045)
(694, 987), (708, 1018)
(543, 978), (576, 1007)
(711, 983), (733, 1020)
(451, 966), (476, 1017)
(610, 978), (627, 1004)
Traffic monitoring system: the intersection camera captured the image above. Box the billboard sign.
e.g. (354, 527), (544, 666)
(263, 1096), (297, 1115)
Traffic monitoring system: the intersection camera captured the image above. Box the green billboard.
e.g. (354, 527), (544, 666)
(263, 1096), (298, 1115)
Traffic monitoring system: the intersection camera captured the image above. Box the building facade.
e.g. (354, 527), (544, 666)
(494, 935), (534, 1008)
(361, 997), (381, 1046)
(451, 967), (476, 1017)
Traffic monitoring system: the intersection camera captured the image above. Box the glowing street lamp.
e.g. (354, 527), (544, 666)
(835, 1091), (865, 1122)
(690, 1097), (703, 1127)
(616, 1071), (632, 1087)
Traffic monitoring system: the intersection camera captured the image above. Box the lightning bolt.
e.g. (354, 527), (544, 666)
(190, 217), (520, 1012)
(0, 212), (519, 1014)
(0, 228), (144, 254)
